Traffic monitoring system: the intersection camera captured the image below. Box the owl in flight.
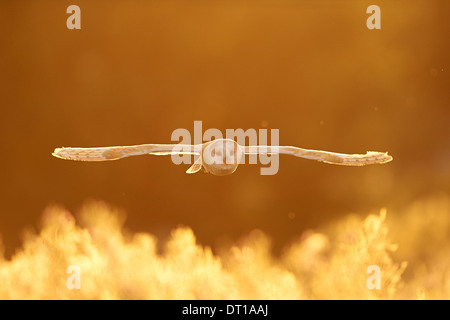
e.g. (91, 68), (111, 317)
(52, 139), (392, 176)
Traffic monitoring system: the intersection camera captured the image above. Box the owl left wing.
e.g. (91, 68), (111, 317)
(243, 145), (393, 166)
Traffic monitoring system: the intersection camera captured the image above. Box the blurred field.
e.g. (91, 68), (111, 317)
(0, 195), (449, 299)
(0, 0), (449, 299)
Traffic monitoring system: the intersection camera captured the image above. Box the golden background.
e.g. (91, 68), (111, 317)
(0, 0), (449, 299)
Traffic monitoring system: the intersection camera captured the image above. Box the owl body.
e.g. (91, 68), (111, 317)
(53, 138), (393, 176)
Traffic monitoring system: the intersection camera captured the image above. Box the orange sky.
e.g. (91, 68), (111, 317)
(0, 0), (449, 260)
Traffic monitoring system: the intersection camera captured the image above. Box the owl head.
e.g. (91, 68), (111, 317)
(186, 139), (244, 176)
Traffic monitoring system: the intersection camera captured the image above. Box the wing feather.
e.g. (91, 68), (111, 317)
(52, 144), (200, 161)
(243, 146), (392, 166)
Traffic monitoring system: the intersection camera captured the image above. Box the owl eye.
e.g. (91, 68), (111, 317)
(211, 149), (216, 157)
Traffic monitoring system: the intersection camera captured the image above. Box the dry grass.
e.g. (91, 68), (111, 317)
(0, 195), (449, 299)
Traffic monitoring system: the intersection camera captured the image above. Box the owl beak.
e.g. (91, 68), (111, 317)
(186, 156), (203, 174)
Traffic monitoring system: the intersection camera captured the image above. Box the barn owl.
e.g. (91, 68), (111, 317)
(52, 139), (393, 176)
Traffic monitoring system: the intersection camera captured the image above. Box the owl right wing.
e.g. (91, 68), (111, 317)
(52, 144), (201, 161)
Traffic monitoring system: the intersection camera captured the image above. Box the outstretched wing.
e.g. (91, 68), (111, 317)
(52, 144), (201, 161)
(243, 146), (392, 166)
